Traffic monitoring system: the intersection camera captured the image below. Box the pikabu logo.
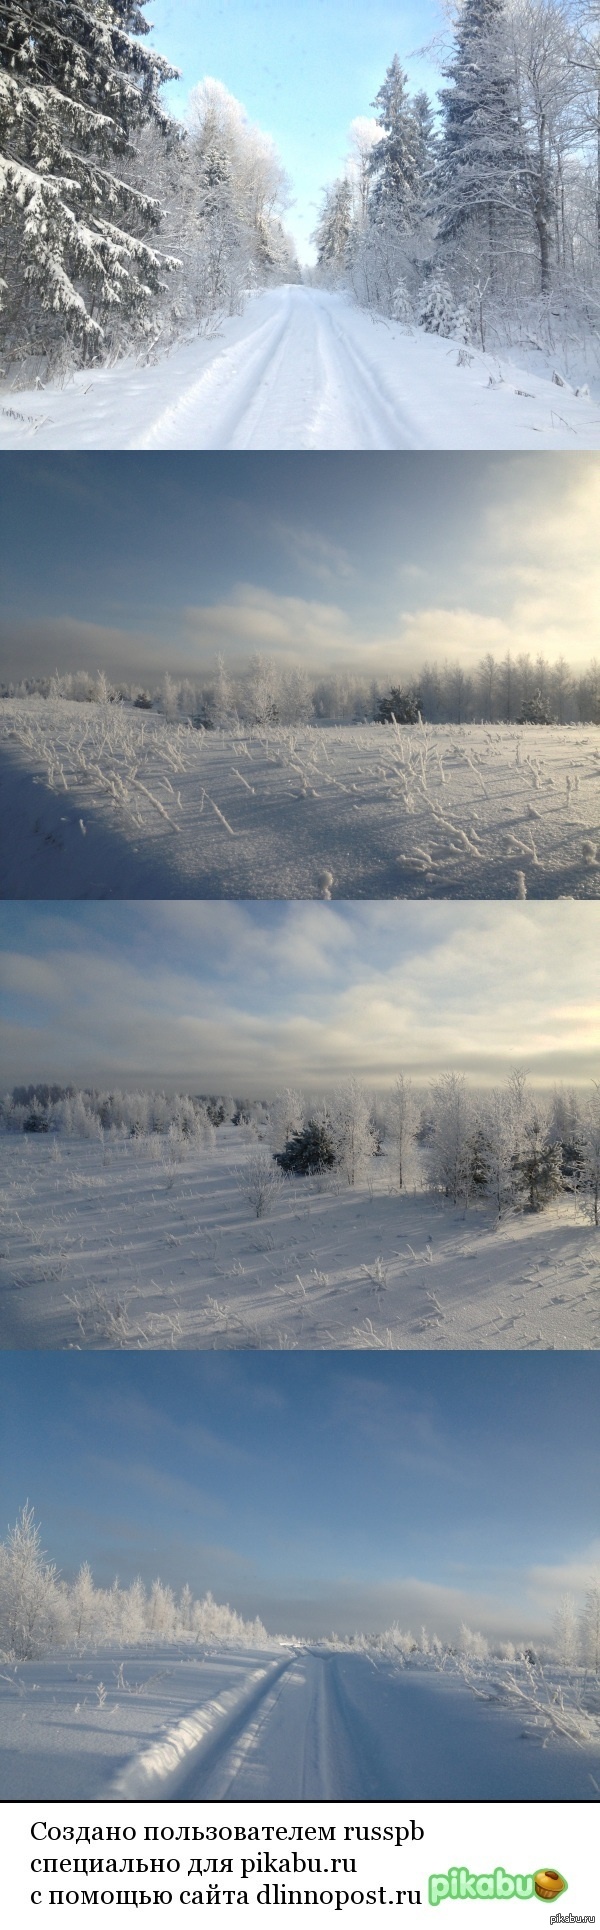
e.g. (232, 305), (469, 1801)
(428, 1867), (568, 1906)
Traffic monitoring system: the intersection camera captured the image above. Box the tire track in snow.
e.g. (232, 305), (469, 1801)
(182, 1652), (374, 1799)
(108, 1653), (294, 1797)
(128, 288), (417, 450)
(128, 298), (294, 450)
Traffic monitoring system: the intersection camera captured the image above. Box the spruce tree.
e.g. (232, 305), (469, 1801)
(312, 177), (353, 272)
(275, 1120), (337, 1176)
(368, 55), (422, 229)
(436, 0), (526, 285)
(0, 0), (178, 354)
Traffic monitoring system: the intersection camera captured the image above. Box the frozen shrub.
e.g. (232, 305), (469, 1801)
(418, 278), (472, 342)
(376, 687), (422, 724)
(237, 1145), (284, 1217)
(391, 280), (413, 323)
(459, 1624), (489, 1660)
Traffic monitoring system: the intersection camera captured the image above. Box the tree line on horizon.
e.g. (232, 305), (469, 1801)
(2, 649), (599, 725)
(1, 1506), (599, 1673)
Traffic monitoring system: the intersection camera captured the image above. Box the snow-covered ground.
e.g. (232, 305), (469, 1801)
(1, 1641), (598, 1799)
(1, 288), (599, 450)
(1, 1132), (598, 1351)
(1, 700), (599, 899)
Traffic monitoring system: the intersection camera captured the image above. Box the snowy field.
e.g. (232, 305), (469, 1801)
(1, 1132), (598, 1352)
(1, 700), (599, 900)
(1, 1641), (598, 1800)
(1, 288), (599, 452)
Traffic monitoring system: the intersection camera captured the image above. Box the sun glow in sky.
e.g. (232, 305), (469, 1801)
(1, 454), (599, 684)
(1, 901), (598, 1092)
(1, 1353), (598, 1640)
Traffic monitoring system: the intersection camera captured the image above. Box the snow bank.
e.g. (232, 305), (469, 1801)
(109, 1655), (292, 1797)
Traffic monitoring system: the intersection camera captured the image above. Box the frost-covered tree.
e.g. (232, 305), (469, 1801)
(345, 116), (383, 224)
(121, 1577), (147, 1642)
(148, 1578), (176, 1637)
(579, 1577), (600, 1671)
(552, 1592), (579, 1666)
(0, 0), (178, 357)
(459, 1623), (489, 1658)
(210, 654), (236, 728)
(572, 0), (600, 256)
(581, 1083), (600, 1223)
(0, 1508), (270, 1655)
(427, 1073), (474, 1206)
(478, 1076), (527, 1214)
(271, 1088), (305, 1152)
(70, 1562), (100, 1644)
(330, 1079), (377, 1186)
(509, 0), (579, 293)
(0, 1504), (64, 1659)
(247, 654), (281, 726)
(138, 77), (296, 330)
(387, 1074), (415, 1190)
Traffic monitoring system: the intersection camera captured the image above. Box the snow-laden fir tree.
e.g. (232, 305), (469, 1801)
(275, 1117), (337, 1176)
(368, 56), (424, 230)
(312, 177), (354, 275)
(514, 1106), (563, 1210)
(436, 0), (527, 290)
(0, 0), (179, 358)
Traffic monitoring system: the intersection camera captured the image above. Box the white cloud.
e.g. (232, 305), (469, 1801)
(526, 1542), (600, 1604)
(1, 905), (598, 1092)
(270, 520), (357, 583)
(183, 585), (353, 663)
(253, 1574), (554, 1642)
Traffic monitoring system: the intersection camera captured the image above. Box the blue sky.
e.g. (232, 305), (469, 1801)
(1, 454), (598, 682)
(142, 0), (446, 259)
(1, 1353), (598, 1638)
(1, 902), (598, 1091)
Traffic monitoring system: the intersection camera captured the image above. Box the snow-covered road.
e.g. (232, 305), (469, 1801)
(3, 1645), (597, 1799)
(180, 1650), (600, 1801)
(2, 287), (599, 449)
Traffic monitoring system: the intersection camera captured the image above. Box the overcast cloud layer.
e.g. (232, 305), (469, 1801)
(1, 902), (598, 1093)
(1, 454), (598, 681)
